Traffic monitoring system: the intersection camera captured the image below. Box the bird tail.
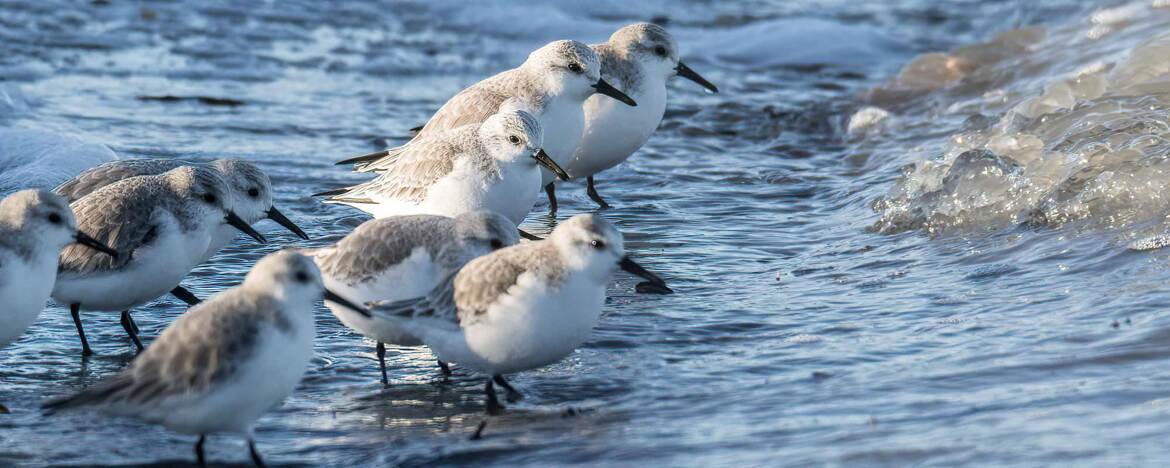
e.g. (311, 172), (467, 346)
(312, 187), (352, 198)
(335, 149), (390, 168)
(42, 376), (132, 415)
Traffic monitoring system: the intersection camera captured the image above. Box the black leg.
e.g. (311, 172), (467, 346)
(470, 420), (487, 440)
(195, 435), (207, 467)
(248, 438), (266, 467)
(586, 176), (610, 209)
(120, 310), (144, 352)
(438, 360), (451, 376)
(485, 378), (505, 415)
(376, 342), (389, 388)
(70, 304), (93, 356)
(493, 374), (523, 402)
(170, 285), (202, 307)
(544, 183), (558, 214)
(0, 402), (9, 414)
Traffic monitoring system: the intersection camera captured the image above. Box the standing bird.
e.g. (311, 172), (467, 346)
(305, 211), (518, 385)
(0, 190), (117, 348)
(52, 166), (267, 355)
(43, 251), (369, 467)
(318, 109), (567, 224)
(371, 214), (670, 413)
(0, 190), (116, 414)
(57, 158), (309, 305)
(569, 23), (718, 208)
(338, 40), (637, 213)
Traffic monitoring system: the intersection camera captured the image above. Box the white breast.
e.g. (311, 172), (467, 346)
(426, 271), (606, 376)
(538, 96), (587, 185)
(0, 250), (57, 347)
(321, 247), (441, 346)
(570, 80), (668, 178)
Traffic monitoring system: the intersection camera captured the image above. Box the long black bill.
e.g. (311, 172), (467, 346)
(324, 289), (371, 317)
(74, 231), (118, 258)
(593, 78), (637, 107)
(618, 256), (672, 293)
(224, 211), (267, 244)
(675, 62), (718, 93)
(533, 149), (570, 181)
(266, 207), (309, 240)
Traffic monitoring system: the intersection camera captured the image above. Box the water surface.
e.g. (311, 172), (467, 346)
(3, 0), (1170, 466)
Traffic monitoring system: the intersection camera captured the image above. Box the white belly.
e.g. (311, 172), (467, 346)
(52, 225), (210, 311)
(158, 321), (314, 435)
(570, 84), (666, 177)
(422, 272), (605, 376)
(538, 98), (586, 185)
(346, 164), (537, 225)
(0, 254), (57, 347)
(321, 248), (442, 346)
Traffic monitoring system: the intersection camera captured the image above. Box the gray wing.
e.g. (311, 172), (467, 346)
(326, 129), (475, 203)
(58, 178), (164, 274)
(454, 243), (565, 323)
(55, 159), (186, 202)
(44, 289), (274, 412)
(315, 216), (452, 284)
(370, 271), (460, 325)
(354, 70), (525, 173)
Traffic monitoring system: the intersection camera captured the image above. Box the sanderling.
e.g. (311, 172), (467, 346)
(0, 190), (117, 349)
(52, 166), (268, 355)
(338, 40), (637, 213)
(370, 214), (670, 413)
(58, 158), (308, 304)
(43, 250), (368, 467)
(305, 210), (517, 385)
(318, 109), (567, 223)
(570, 23), (718, 208)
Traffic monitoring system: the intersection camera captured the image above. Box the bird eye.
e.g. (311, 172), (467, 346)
(248, 188), (260, 198)
(655, 45), (667, 57)
(490, 239), (504, 249)
(294, 271), (310, 283)
(508, 135), (521, 145)
(47, 213), (62, 224)
(203, 193), (217, 204)
(590, 239), (606, 250)
(568, 63), (583, 73)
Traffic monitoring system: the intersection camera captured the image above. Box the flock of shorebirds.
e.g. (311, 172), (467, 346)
(0, 23), (716, 466)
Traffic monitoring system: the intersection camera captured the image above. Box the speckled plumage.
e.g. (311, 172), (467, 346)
(57, 166), (229, 275)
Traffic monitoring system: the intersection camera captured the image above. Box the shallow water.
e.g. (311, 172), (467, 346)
(4, 0), (1170, 466)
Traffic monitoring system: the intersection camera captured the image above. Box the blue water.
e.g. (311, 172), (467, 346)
(4, 0), (1170, 466)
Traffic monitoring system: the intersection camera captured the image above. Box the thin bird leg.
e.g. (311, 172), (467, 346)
(70, 304), (93, 356)
(170, 285), (202, 307)
(493, 374), (523, 402)
(438, 360), (451, 376)
(544, 183), (558, 214)
(586, 176), (610, 209)
(248, 438), (266, 467)
(120, 310), (144, 352)
(195, 435), (207, 467)
(376, 342), (389, 387)
(485, 378), (505, 415)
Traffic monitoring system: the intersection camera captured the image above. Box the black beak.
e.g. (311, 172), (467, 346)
(266, 207), (309, 240)
(74, 231), (118, 258)
(324, 288), (370, 317)
(593, 78), (637, 107)
(224, 211), (267, 244)
(676, 62), (718, 93)
(618, 256), (673, 293)
(533, 149), (570, 181)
